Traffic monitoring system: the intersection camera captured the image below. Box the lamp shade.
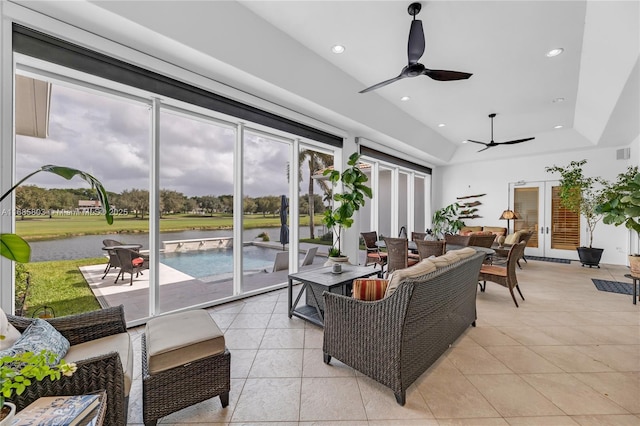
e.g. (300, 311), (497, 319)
(499, 209), (517, 220)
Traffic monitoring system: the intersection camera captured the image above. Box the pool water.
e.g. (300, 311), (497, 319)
(159, 245), (290, 278)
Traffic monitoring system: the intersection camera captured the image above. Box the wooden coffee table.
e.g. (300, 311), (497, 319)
(288, 265), (380, 327)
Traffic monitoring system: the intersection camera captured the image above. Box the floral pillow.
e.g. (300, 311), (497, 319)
(0, 319), (70, 366)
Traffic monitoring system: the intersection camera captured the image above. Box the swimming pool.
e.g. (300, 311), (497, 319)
(159, 245), (296, 278)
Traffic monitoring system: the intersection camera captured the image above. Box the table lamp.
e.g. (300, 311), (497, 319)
(499, 209), (518, 234)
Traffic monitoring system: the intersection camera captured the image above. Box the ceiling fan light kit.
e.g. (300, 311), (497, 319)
(359, 2), (472, 94)
(467, 113), (535, 152)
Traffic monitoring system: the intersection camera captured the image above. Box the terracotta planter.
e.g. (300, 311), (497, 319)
(629, 255), (640, 277)
(577, 247), (603, 268)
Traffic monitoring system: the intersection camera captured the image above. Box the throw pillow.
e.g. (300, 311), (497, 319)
(0, 319), (70, 366)
(0, 308), (21, 350)
(353, 278), (388, 301)
(504, 230), (524, 245)
(384, 259), (436, 298)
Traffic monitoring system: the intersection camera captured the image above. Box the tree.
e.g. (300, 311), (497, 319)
(14, 185), (50, 220)
(298, 150), (333, 239)
(160, 189), (186, 215)
(119, 188), (149, 219)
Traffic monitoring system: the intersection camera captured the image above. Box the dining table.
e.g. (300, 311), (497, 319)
(375, 240), (495, 256)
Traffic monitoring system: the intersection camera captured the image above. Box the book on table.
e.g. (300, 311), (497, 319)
(12, 394), (100, 426)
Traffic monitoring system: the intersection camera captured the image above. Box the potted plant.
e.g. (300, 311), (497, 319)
(595, 166), (640, 275)
(322, 153), (372, 262)
(0, 165), (112, 262)
(545, 159), (610, 267)
(0, 349), (77, 423)
(431, 203), (465, 239)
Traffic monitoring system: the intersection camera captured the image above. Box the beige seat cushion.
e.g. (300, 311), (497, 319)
(146, 310), (225, 375)
(385, 259), (437, 297)
(448, 247), (477, 260)
(505, 230), (524, 245)
(64, 332), (133, 396)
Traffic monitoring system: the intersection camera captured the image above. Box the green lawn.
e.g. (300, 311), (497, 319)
(19, 257), (105, 317)
(17, 213), (313, 241)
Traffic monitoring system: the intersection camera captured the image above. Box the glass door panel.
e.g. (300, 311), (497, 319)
(414, 176), (426, 234)
(378, 168), (392, 239)
(398, 172), (408, 237)
(514, 186), (540, 254)
(158, 108), (235, 312)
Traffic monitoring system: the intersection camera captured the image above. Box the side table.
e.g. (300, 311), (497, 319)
(623, 274), (639, 305)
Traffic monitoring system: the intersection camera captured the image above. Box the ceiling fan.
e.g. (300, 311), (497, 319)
(359, 2), (472, 94)
(467, 113), (535, 152)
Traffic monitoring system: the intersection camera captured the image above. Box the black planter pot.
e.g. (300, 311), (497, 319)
(577, 247), (604, 268)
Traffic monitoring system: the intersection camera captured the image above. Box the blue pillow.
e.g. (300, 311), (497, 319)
(0, 319), (70, 366)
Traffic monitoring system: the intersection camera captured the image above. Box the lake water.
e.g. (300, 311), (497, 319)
(28, 226), (326, 262)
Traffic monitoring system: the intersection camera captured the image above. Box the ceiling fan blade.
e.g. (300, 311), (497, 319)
(359, 74), (406, 93)
(423, 69), (473, 81)
(407, 20), (425, 65)
(465, 140), (488, 146)
(499, 137), (536, 145)
(477, 146), (491, 152)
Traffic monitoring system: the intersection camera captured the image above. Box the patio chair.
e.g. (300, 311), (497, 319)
(102, 238), (123, 279)
(114, 247), (149, 285)
(411, 232), (427, 241)
(468, 233), (497, 248)
(361, 231), (387, 271)
(414, 239), (446, 260)
(382, 237), (418, 276)
(272, 251), (289, 272)
(478, 241), (527, 307)
(301, 247), (318, 266)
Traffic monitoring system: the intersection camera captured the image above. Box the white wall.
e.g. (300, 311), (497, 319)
(434, 145), (638, 265)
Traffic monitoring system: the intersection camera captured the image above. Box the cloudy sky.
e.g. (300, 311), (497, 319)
(17, 82), (319, 198)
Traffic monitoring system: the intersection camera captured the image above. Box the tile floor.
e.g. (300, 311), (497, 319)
(125, 258), (640, 425)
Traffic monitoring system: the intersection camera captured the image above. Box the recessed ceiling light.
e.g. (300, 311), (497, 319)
(554, 125), (563, 129)
(438, 123), (446, 127)
(400, 96), (410, 101)
(546, 48), (564, 57)
(331, 44), (345, 54)
(553, 97), (565, 103)
(462, 140), (468, 144)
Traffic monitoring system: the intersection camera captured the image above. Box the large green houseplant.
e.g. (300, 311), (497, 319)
(431, 203), (465, 239)
(595, 166), (640, 275)
(322, 153), (372, 259)
(545, 159), (610, 267)
(0, 165), (112, 262)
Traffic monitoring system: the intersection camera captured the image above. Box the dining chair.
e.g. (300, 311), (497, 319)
(102, 239), (124, 279)
(361, 231), (388, 271)
(478, 241), (527, 307)
(411, 232), (427, 241)
(414, 239), (446, 260)
(114, 247), (149, 285)
(382, 237), (418, 276)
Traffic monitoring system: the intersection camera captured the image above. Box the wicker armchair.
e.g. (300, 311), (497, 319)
(382, 237), (418, 276)
(7, 306), (130, 426)
(414, 239), (446, 259)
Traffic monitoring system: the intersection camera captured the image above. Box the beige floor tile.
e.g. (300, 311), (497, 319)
(299, 422), (368, 426)
(299, 377), (367, 421)
(223, 328), (266, 349)
(367, 420), (439, 426)
(467, 374), (564, 417)
(570, 414), (640, 425)
(497, 326), (565, 346)
(357, 375), (434, 420)
(239, 300), (277, 314)
(231, 378), (301, 422)
(415, 362), (500, 419)
(248, 348), (303, 377)
(522, 373), (629, 415)
(446, 345), (512, 374)
(534, 326), (601, 345)
(259, 328), (305, 349)
(504, 415), (579, 425)
(268, 313), (307, 328)
(467, 326), (522, 346)
(485, 346), (564, 374)
(573, 345), (640, 372)
(528, 346), (615, 372)
(302, 348), (355, 377)
(304, 326), (324, 348)
(230, 349), (257, 378)
(572, 372), (640, 414)
(437, 418), (509, 425)
(227, 313), (272, 328)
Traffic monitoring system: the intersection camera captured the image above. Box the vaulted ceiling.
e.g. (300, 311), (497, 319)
(16, 0), (640, 165)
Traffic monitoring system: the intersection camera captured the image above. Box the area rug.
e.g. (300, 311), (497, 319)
(525, 256), (571, 264)
(591, 278), (635, 295)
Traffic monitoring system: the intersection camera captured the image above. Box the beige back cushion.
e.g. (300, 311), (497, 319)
(460, 226), (482, 234)
(384, 259), (437, 298)
(505, 230), (524, 245)
(483, 226), (507, 236)
(447, 247), (477, 260)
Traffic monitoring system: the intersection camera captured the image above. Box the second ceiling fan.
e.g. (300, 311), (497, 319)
(467, 113), (535, 152)
(359, 2), (472, 94)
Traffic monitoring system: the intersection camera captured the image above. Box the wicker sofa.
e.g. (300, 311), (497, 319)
(7, 305), (131, 426)
(322, 250), (485, 405)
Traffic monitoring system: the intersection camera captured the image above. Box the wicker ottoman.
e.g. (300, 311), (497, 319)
(142, 309), (231, 426)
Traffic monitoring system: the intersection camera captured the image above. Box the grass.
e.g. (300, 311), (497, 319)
(19, 257), (105, 317)
(16, 213), (313, 241)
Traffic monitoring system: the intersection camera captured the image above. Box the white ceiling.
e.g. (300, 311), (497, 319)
(15, 0), (640, 165)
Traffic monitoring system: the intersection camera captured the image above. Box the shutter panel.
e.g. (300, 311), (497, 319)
(550, 186), (580, 250)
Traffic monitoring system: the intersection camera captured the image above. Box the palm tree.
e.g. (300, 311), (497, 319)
(299, 150), (333, 239)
